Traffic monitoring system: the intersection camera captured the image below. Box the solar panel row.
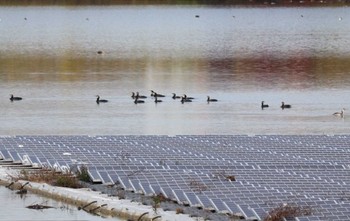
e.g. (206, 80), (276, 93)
(1, 135), (349, 221)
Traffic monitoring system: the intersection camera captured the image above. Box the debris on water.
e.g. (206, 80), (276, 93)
(16, 189), (27, 194)
(26, 204), (54, 210)
(5, 181), (14, 189)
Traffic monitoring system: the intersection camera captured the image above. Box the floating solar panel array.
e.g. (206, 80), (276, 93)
(1, 135), (350, 221)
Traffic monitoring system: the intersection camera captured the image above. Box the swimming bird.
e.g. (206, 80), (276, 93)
(131, 92), (136, 99)
(333, 108), (345, 118)
(150, 90), (165, 97)
(134, 97), (145, 104)
(10, 94), (22, 101)
(154, 97), (163, 103)
(154, 92), (165, 98)
(181, 96), (192, 104)
(172, 93), (181, 99)
(183, 94), (194, 100)
(136, 92), (147, 99)
(281, 102), (291, 109)
(96, 95), (108, 104)
(207, 96), (218, 102)
(261, 101), (269, 109)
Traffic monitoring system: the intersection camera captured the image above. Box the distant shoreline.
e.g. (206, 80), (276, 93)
(0, 0), (349, 6)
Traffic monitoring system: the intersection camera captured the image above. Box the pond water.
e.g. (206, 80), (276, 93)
(0, 6), (350, 135)
(0, 185), (122, 221)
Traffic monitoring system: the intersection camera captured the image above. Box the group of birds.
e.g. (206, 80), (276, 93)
(261, 101), (345, 118)
(261, 101), (292, 110)
(8, 93), (346, 118)
(130, 90), (218, 104)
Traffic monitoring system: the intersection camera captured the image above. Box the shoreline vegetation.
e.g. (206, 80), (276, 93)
(0, 166), (238, 221)
(0, 0), (349, 6)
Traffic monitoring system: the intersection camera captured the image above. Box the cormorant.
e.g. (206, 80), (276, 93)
(134, 97), (145, 104)
(281, 102), (291, 109)
(96, 95), (108, 104)
(150, 90), (165, 97)
(207, 96), (218, 102)
(136, 92), (147, 99)
(10, 94), (22, 101)
(172, 93), (181, 99)
(261, 101), (269, 109)
(155, 97), (163, 103)
(181, 96), (192, 104)
(183, 94), (194, 100)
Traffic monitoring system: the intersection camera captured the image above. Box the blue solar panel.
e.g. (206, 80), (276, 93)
(184, 192), (200, 207)
(98, 171), (113, 184)
(88, 169), (102, 183)
(139, 182), (154, 195)
(1, 135), (350, 220)
(0, 150), (11, 161)
(239, 205), (258, 220)
(172, 189), (188, 205)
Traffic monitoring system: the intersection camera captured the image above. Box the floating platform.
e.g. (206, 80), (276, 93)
(1, 135), (350, 220)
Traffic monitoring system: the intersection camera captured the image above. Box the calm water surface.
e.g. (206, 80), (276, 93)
(1, 6), (350, 135)
(0, 185), (122, 221)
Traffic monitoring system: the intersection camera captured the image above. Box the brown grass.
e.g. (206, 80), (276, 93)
(263, 203), (312, 221)
(13, 169), (84, 188)
(176, 208), (184, 214)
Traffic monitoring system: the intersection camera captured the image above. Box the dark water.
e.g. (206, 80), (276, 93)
(1, 6), (350, 135)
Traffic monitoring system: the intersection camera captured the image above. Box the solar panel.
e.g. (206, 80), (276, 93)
(139, 182), (154, 195)
(98, 171), (113, 184)
(88, 169), (102, 183)
(238, 205), (258, 220)
(0, 150), (12, 161)
(172, 189), (189, 206)
(183, 192), (201, 207)
(160, 187), (175, 200)
(196, 195), (215, 211)
(253, 207), (268, 220)
(209, 198), (230, 213)
(1, 135), (350, 220)
(150, 185), (162, 195)
(223, 201), (244, 217)
(118, 178), (133, 191)
(129, 179), (142, 193)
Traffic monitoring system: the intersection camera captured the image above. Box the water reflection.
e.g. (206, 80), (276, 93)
(1, 55), (350, 91)
(0, 6), (350, 135)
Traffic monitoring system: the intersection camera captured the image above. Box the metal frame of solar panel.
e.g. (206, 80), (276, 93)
(1, 135), (350, 221)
